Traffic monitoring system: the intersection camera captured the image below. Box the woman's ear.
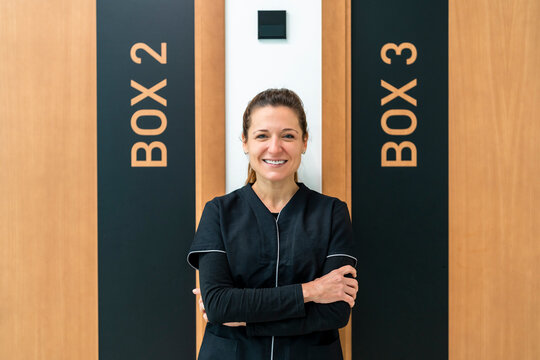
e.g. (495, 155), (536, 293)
(242, 133), (248, 153)
(303, 133), (309, 153)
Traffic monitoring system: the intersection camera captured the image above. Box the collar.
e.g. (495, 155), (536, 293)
(239, 182), (309, 224)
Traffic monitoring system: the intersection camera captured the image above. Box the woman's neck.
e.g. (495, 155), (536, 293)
(251, 178), (299, 213)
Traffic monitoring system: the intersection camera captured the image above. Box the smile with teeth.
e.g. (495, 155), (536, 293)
(263, 159), (287, 165)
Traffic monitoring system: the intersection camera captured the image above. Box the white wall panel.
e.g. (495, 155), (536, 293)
(225, 0), (322, 193)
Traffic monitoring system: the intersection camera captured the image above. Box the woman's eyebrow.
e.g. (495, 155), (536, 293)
(281, 128), (299, 133)
(252, 128), (299, 134)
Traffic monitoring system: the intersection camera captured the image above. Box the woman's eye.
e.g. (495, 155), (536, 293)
(283, 134), (295, 139)
(255, 134), (267, 139)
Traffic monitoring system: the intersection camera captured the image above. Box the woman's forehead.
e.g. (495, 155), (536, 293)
(250, 106), (300, 130)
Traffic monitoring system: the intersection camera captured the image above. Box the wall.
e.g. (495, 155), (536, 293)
(449, 0), (540, 358)
(225, 0), (322, 193)
(0, 1), (98, 359)
(2, 0), (539, 359)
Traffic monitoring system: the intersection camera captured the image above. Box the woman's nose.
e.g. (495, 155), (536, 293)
(268, 136), (281, 153)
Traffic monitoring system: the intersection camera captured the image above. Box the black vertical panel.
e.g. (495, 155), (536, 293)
(97, 1), (195, 359)
(351, 1), (448, 359)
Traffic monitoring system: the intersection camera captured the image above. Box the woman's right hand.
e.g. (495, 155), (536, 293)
(302, 265), (358, 307)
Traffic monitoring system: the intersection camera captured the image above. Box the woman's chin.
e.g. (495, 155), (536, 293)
(257, 173), (295, 184)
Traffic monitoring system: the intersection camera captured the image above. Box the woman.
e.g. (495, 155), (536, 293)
(187, 89), (358, 360)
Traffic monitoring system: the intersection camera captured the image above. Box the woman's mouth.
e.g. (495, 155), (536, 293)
(263, 159), (287, 165)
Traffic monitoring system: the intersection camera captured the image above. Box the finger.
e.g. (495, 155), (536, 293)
(193, 288), (201, 295)
(203, 313), (208, 322)
(343, 283), (357, 296)
(344, 278), (358, 290)
(344, 286), (357, 300)
(344, 293), (355, 307)
(341, 265), (357, 278)
(223, 322), (246, 327)
(337, 265), (356, 278)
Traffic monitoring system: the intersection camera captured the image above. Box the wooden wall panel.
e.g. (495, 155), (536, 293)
(194, 0), (226, 355)
(322, 0), (352, 206)
(0, 1), (97, 360)
(449, 0), (540, 359)
(322, 0), (352, 359)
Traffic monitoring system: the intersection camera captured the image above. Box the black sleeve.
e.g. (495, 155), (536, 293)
(198, 252), (306, 324)
(187, 201), (227, 270)
(245, 256), (355, 337)
(245, 200), (357, 337)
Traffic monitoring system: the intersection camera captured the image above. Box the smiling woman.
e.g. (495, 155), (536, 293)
(242, 105), (306, 188)
(188, 88), (358, 360)
(242, 89), (308, 187)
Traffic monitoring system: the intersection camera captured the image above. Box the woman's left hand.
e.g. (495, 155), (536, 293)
(192, 288), (246, 327)
(192, 288), (208, 322)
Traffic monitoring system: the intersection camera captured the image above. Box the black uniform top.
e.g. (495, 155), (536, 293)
(187, 183), (357, 360)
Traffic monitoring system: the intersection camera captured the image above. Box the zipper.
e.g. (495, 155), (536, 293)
(271, 211), (281, 360)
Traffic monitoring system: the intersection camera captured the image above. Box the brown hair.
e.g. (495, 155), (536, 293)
(242, 88), (308, 184)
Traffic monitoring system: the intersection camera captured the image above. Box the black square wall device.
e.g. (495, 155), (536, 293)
(258, 10), (286, 39)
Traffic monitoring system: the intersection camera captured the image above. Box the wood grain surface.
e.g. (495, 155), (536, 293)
(2, 0), (538, 359)
(322, 0), (353, 359)
(0, 1), (98, 359)
(449, 0), (540, 359)
(194, 0), (226, 355)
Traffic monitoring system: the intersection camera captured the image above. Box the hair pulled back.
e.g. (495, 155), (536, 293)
(242, 88), (308, 184)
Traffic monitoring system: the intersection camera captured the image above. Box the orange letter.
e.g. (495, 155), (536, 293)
(381, 141), (417, 167)
(381, 79), (417, 106)
(131, 79), (167, 106)
(131, 141), (167, 167)
(131, 109), (167, 136)
(381, 109), (417, 135)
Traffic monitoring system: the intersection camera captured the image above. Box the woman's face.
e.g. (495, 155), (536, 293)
(243, 105), (307, 185)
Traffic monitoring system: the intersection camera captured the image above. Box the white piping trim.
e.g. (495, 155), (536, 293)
(271, 211), (281, 360)
(186, 250), (226, 270)
(326, 253), (358, 266)
(274, 213), (281, 287)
